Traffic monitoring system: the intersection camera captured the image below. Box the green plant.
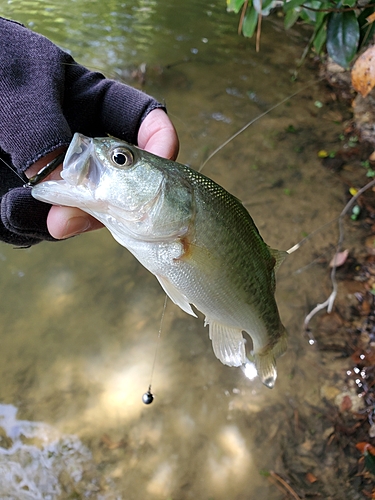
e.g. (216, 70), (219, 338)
(226, 0), (375, 68)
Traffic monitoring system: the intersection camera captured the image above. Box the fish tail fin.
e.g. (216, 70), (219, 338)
(254, 327), (288, 389)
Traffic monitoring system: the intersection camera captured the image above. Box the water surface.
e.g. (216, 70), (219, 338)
(0, 1), (359, 498)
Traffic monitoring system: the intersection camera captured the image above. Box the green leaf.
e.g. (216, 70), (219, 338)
(327, 11), (360, 68)
(242, 6), (258, 37)
(342, 0), (356, 6)
(364, 449), (375, 475)
(283, 0), (309, 12)
(313, 19), (327, 54)
(299, 1), (326, 23)
(284, 9), (300, 29)
(254, 0), (275, 15)
(227, 0), (246, 14)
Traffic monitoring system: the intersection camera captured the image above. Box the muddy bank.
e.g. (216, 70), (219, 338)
(289, 124), (375, 498)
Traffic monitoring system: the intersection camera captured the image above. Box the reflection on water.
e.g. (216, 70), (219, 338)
(0, 0), (360, 498)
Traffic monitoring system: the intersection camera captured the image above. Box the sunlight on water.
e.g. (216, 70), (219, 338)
(242, 360), (258, 380)
(207, 425), (253, 491)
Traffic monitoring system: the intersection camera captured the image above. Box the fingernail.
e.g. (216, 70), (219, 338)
(63, 216), (91, 238)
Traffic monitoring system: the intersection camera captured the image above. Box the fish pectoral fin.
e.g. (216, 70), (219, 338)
(156, 275), (197, 317)
(206, 319), (246, 367)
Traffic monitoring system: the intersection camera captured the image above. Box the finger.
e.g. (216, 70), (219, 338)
(137, 108), (179, 160)
(47, 205), (103, 239)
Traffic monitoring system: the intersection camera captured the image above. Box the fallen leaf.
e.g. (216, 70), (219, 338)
(356, 441), (375, 455)
(329, 249), (349, 267)
(306, 472), (318, 483)
(340, 394), (353, 412)
(352, 46), (375, 97)
(366, 12), (375, 24)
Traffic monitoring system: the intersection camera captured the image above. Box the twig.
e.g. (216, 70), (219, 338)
(304, 178), (375, 328)
(238, 0), (248, 35)
(256, 5), (262, 52)
(300, 3), (361, 13)
(269, 470), (301, 500)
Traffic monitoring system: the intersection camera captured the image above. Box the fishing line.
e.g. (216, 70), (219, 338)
(0, 156), (28, 184)
(198, 77), (324, 173)
(142, 294), (168, 405)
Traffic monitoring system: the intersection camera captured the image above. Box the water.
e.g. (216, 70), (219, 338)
(0, 1), (362, 499)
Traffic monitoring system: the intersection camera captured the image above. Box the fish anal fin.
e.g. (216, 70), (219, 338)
(156, 275), (197, 317)
(254, 326), (288, 389)
(269, 248), (288, 273)
(206, 319), (246, 367)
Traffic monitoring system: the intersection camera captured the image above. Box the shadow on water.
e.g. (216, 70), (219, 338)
(0, 1), (364, 499)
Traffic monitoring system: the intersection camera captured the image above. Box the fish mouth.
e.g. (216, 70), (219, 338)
(61, 133), (101, 189)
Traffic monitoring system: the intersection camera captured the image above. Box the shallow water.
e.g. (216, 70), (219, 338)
(0, 1), (363, 499)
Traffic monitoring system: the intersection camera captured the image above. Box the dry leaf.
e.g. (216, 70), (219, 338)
(352, 46), (375, 97)
(356, 441), (375, 455)
(366, 12), (375, 24)
(340, 394), (353, 412)
(306, 472), (318, 483)
(329, 249), (349, 268)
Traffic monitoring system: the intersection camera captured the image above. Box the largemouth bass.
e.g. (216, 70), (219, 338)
(32, 133), (288, 388)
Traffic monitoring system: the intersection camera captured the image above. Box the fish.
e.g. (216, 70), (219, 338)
(32, 132), (288, 388)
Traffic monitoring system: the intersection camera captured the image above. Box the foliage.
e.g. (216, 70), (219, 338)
(226, 0), (375, 68)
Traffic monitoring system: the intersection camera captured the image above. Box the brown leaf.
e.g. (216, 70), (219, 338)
(366, 12), (375, 24)
(340, 395), (353, 412)
(306, 472), (318, 483)
(352, 46), (375, 97)
(329, 249), (349, 267)
(356, 441), (375, 455)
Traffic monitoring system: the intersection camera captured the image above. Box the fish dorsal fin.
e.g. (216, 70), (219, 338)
(156, 275), (197, 317)
(206, 318), (246, 367)
(269, 248), (288, 273)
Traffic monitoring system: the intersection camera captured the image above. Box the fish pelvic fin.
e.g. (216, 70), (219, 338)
(156, 275), (197, 317)
(269, 248), (288, 273)
(206, 318), (246, 367)
(254, 326), (288, 389)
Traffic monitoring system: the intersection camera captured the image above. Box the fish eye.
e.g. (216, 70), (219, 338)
(110, 147), (134, 168)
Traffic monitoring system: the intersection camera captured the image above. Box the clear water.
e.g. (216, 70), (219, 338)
(0, 1), (359, 498)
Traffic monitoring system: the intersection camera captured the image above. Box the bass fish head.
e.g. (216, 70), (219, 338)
(61, 133), (165, 213)
(32, 133), (194, 240)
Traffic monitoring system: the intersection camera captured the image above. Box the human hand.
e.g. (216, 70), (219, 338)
(0, 18), (179, 246)
(26, 109), (179, 240)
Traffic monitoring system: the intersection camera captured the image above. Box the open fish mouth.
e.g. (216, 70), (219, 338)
(61, 133), (102, 190)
